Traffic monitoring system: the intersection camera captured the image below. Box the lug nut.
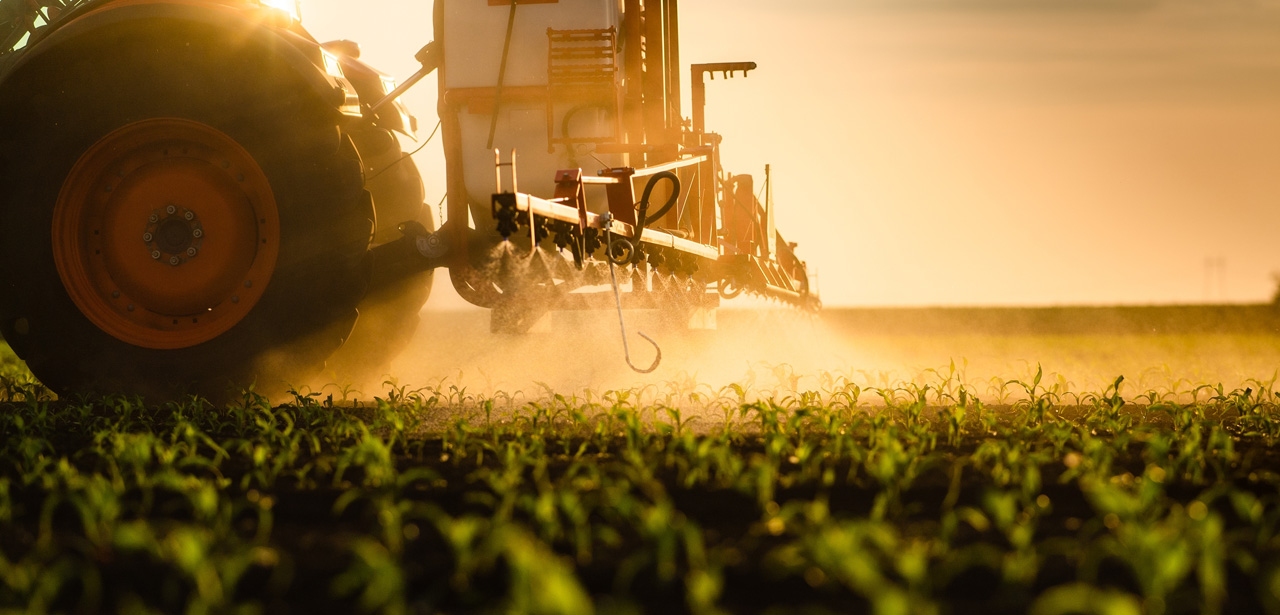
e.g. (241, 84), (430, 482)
(186, 247), (198, 257)
(184, 211), (195, 221)
(151, 250), (162, 260)
(166, 205), (177, 215)
(169, 256), (181, 266)
(149, 214), (159, 223)
(143, 232), (153, 243)
(192, 229), (204, 239)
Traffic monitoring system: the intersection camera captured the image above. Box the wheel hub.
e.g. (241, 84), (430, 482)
(52, 118), (280, 350)
(145, 205), (205, 266)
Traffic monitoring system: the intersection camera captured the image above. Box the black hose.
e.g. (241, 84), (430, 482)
(636, 171), (681, 231)
(561, 104), (601, 145)
(559, 104), (601, 166)
(485, 0), (519, 150)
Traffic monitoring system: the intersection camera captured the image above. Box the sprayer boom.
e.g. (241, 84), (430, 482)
(480, 153), (815, 310)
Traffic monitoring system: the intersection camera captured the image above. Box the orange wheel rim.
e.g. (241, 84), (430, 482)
(52, 118), (280, 350)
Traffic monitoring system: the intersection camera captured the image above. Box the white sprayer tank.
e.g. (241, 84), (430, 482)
(442, 0), (628, 220)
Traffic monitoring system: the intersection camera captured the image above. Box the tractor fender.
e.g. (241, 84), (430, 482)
(322, 45), (418, 138)
(2, 1), (361, 119)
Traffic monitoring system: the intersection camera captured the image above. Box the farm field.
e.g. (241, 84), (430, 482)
(3, 305), (1280, 614)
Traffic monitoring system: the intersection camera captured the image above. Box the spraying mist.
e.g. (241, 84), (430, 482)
(310, 296), (1280, 415)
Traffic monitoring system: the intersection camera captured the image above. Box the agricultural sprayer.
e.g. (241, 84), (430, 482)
(0, 0), (817, 399)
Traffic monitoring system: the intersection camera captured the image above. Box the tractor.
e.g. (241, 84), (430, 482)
(0, 0), (816, 400)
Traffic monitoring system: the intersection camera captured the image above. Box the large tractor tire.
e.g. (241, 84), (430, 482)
(0, 22), (373, 401)
(323, 128), (435, 389)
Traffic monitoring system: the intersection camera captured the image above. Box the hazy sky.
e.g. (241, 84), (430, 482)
(303, 0), (1280, 307)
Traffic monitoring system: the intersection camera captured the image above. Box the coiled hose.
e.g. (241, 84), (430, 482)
(635, 171), (681, 233)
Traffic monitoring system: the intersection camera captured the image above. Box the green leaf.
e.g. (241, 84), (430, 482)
(1029, 583), (1142, 615)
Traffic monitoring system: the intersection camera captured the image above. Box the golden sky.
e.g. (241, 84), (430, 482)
(304, 0), (1280, 307)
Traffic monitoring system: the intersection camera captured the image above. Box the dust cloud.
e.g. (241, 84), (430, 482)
(312, 300), (1280, 416)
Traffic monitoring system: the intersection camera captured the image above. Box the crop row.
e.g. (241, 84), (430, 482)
(1, 367), (1280, 613)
